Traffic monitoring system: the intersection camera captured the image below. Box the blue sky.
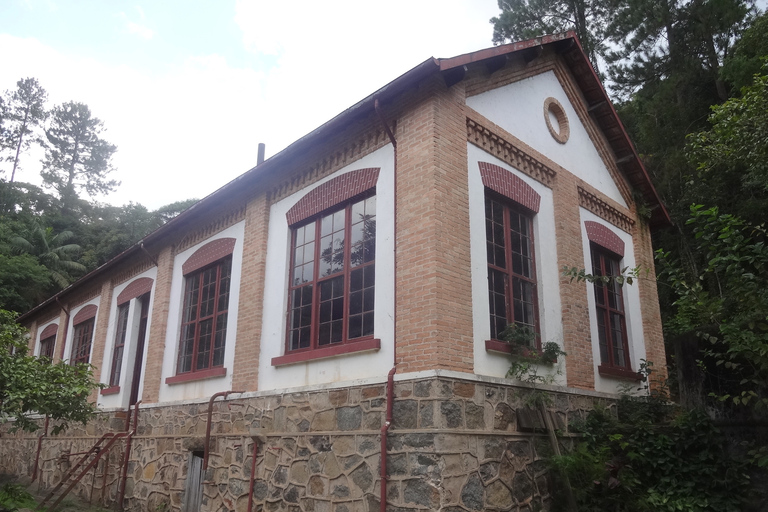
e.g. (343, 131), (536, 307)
(0, 0), (501, 209)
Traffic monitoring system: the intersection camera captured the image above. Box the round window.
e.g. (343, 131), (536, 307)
(543, 97), (569, 144)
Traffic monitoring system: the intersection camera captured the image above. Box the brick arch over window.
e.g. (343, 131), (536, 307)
(479, 162), (540, 213)
(182, 238), (237, 276)
(40, 323), (58, 340)
(286, 168), (380, 226)
(73, 304), (98, 325)
(117, 277), (154, 305)
(585, 221), (625, 257)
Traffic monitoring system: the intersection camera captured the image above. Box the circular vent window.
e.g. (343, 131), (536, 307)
(544, 97), (569, 144)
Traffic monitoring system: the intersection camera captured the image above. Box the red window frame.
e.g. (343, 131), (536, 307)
(591, 245), (631, 370)
(109, 303), (130, 387)
(485, 193), (540, 347)
(286, 193), (376, 353)
(71, 319), (94, 365)
(39, 335), (55, 361)
(177, 257), (232, 374)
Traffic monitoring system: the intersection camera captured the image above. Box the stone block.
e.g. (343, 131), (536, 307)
(337, 407), (362, 431)
(392, 400), (418, 429)
(440, 402), (463, 429)
(465, 402), (485, 430)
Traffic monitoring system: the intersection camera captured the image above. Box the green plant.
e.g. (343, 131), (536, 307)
(0, 483), (37, 511)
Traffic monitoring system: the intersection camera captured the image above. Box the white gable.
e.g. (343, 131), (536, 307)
(466, 70), (627, 207)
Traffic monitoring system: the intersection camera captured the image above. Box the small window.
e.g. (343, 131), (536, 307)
(71, 318), (95, 365)
(39, 335), (55, 361)
(485, 194), (539, 346)
(591, 245), (631, 370)
(109, 303), (130, 387)
(177, 257), (232, 374)
(287, 194), (376, 352)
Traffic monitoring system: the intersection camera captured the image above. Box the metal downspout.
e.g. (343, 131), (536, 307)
(203, 390), (244, 471)
(375, 98), (397, 512)
(117, 400), (141, 511)
(31, 416), (49, 482)
(246, 436), (261, 512)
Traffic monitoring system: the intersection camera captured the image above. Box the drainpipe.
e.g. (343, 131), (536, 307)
(374, 98), (398, 512)
(203, 390), (245, 471)
(55, 298), (70, 361)
(116, 400), (141, 511)
(31, 415), (49, 482)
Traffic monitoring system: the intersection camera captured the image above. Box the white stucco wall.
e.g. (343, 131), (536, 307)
(258, 144), (395, 391)
(63, 298), (101, 362)
(579, 209), (647, 393)
(158, 221), (245, 402)
(467, 144), (566, 384)
(466, 70), (627, 208)
(97, 267), (157, 410)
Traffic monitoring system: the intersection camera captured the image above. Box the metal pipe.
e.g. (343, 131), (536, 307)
(31, 416), (49, 482)
(117, 400), (141, 511)
(204, 391), (244, 470)
(247, 438), (260, 512)
(374, 98), (398, 512)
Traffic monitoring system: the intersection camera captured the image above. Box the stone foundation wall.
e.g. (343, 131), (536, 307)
(0, 374), (616, 511)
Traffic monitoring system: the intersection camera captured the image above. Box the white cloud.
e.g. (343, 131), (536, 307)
(119, 10), (154, 40)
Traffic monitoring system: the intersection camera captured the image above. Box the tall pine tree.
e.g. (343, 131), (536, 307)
(40, 101), (118, 215)
(2, 78), (47, 183)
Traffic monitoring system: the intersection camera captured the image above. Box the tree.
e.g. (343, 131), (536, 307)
(40, 101), (118, 215)
(685, 68), (768, 224)
(10, 224), (86, 289)
(491, 0), (609, 73)
(1, 78), (47, 183)
(0, 310), (101, 433)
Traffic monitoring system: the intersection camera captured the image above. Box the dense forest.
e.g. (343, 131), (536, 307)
(0, 80), (197, 313)
(494, 1), (768, 508)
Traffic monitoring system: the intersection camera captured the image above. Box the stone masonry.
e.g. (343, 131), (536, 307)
(0, 373), (615, 511)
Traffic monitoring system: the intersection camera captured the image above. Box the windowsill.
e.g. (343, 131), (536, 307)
(272, 338), (381, 367)
(598, 365), (641, 381)
(100, 386), (120, 395)
(165, 366), (227, 385)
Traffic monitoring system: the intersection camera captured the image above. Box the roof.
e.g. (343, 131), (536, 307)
(18, 32), (670, 323)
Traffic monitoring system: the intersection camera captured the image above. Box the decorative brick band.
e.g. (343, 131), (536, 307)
(478, 162), (540, 213)
(286, 168), (380, 226)
(267, 127), (390, 204)
(113, 259), (155, 287)
(73, 304), (98, 325)
(467, 118), (557, 187)
(40, 323), (58, 340)
(116, 277), (154, 305)
(182, 238), (236, 276)
(585, 221), (625, 257)
(578, 187), (634, 233)
(175, 205), (246, 255)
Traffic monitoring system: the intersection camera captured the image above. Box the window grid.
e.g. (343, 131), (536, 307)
(485, 195), (539, 346)
(177, 257), (232, 374)
(287, 194), (376, 352)
(71, 319), (94, 365)
(591, 246), (631, 369)
(109, 303), (130, 387)
(39, 335), (55, 361)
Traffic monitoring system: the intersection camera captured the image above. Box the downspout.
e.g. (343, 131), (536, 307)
(246, 434), (263, 512)
(203, 390), (244, 471)
(31, 415), (49, 482)
(55, 297), (70, 361)
(375, 98), (397, 512)
(117, 400), (141, 511)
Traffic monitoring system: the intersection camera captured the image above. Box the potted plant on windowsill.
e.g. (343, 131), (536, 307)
(498, 325), (565, 365)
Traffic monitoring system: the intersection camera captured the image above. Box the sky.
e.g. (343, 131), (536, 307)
(0, 0), (501, 210)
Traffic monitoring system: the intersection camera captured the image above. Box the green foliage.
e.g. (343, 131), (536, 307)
(0, 483), (37, 511)
(10, 224), (86, 289)
(721, 11), (768, 91)
(0, 310), (102, 433)
(562, 264), (641, 286)
(554, 400), (750, 511)
(1, 77), (48, 182)
(41, 101), (118, 213)
(686, 70), (768, 218)
(657, 205), (768, 410)
(490, 0), (609, 73)
(499, 324), (567, 405)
